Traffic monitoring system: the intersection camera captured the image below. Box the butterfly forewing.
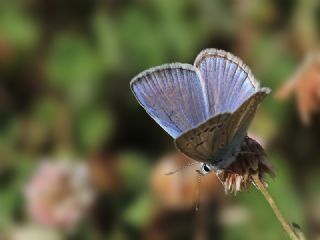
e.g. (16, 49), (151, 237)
(130, 64), (208, 138)
(194, 49), (259, 116)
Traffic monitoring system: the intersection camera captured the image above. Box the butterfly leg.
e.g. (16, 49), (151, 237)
(194, 170), (202, 211)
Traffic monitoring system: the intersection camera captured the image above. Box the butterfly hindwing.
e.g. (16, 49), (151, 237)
(174, 89), (270, 162)
(130, 63), (208, 138)
(224, 88), (270, 145)
(174, 113), (231, 162)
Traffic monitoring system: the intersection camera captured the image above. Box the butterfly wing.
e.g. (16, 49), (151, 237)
(223, 88), (270, 146)
(194, 49), (260, 117)
(174, 89), (270, 163)
(174, 113), (231, 163)
(130, 63), (208, 138)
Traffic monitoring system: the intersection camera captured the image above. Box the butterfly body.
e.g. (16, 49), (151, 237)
(130, 49), (270, 172)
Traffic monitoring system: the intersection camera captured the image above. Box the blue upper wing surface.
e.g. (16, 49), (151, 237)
(130, 63), (209, 138)
(194, 49), (260, 117)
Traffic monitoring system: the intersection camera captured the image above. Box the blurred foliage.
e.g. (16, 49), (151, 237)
(0, 0), (320, 239)
(0, 2), (40, 51)
(46, 33), (104, 107)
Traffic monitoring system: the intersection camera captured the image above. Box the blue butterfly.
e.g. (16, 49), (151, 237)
(130, 49), (270, 175)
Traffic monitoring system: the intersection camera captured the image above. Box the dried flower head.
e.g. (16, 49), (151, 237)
(276, 52), (320, 124)
(216, 136), (275, 194)
(24, 159), (94, 231)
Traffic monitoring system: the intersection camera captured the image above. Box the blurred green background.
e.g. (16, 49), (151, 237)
(1, 0), (320, 239)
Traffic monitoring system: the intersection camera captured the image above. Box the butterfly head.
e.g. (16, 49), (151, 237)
(199, 163), (214, 176)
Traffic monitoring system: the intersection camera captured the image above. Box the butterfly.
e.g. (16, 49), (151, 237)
(130, 49), (270, 176)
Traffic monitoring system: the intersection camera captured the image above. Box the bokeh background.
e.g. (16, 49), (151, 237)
(1, 0), (320, 239)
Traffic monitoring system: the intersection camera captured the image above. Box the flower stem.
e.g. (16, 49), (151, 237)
(251, 174), (300, 240)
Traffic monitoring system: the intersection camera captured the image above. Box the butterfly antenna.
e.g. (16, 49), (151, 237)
(165, 161), (198, 175)
(195, 170), (202, 212)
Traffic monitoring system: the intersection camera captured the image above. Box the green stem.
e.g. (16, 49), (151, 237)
(251, 174), (300, 240)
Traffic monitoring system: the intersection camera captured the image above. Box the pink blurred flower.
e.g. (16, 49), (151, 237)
(24, 159), (94, 231)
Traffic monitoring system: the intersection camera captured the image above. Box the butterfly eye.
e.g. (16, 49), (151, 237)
(203, 164), (210, 172)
